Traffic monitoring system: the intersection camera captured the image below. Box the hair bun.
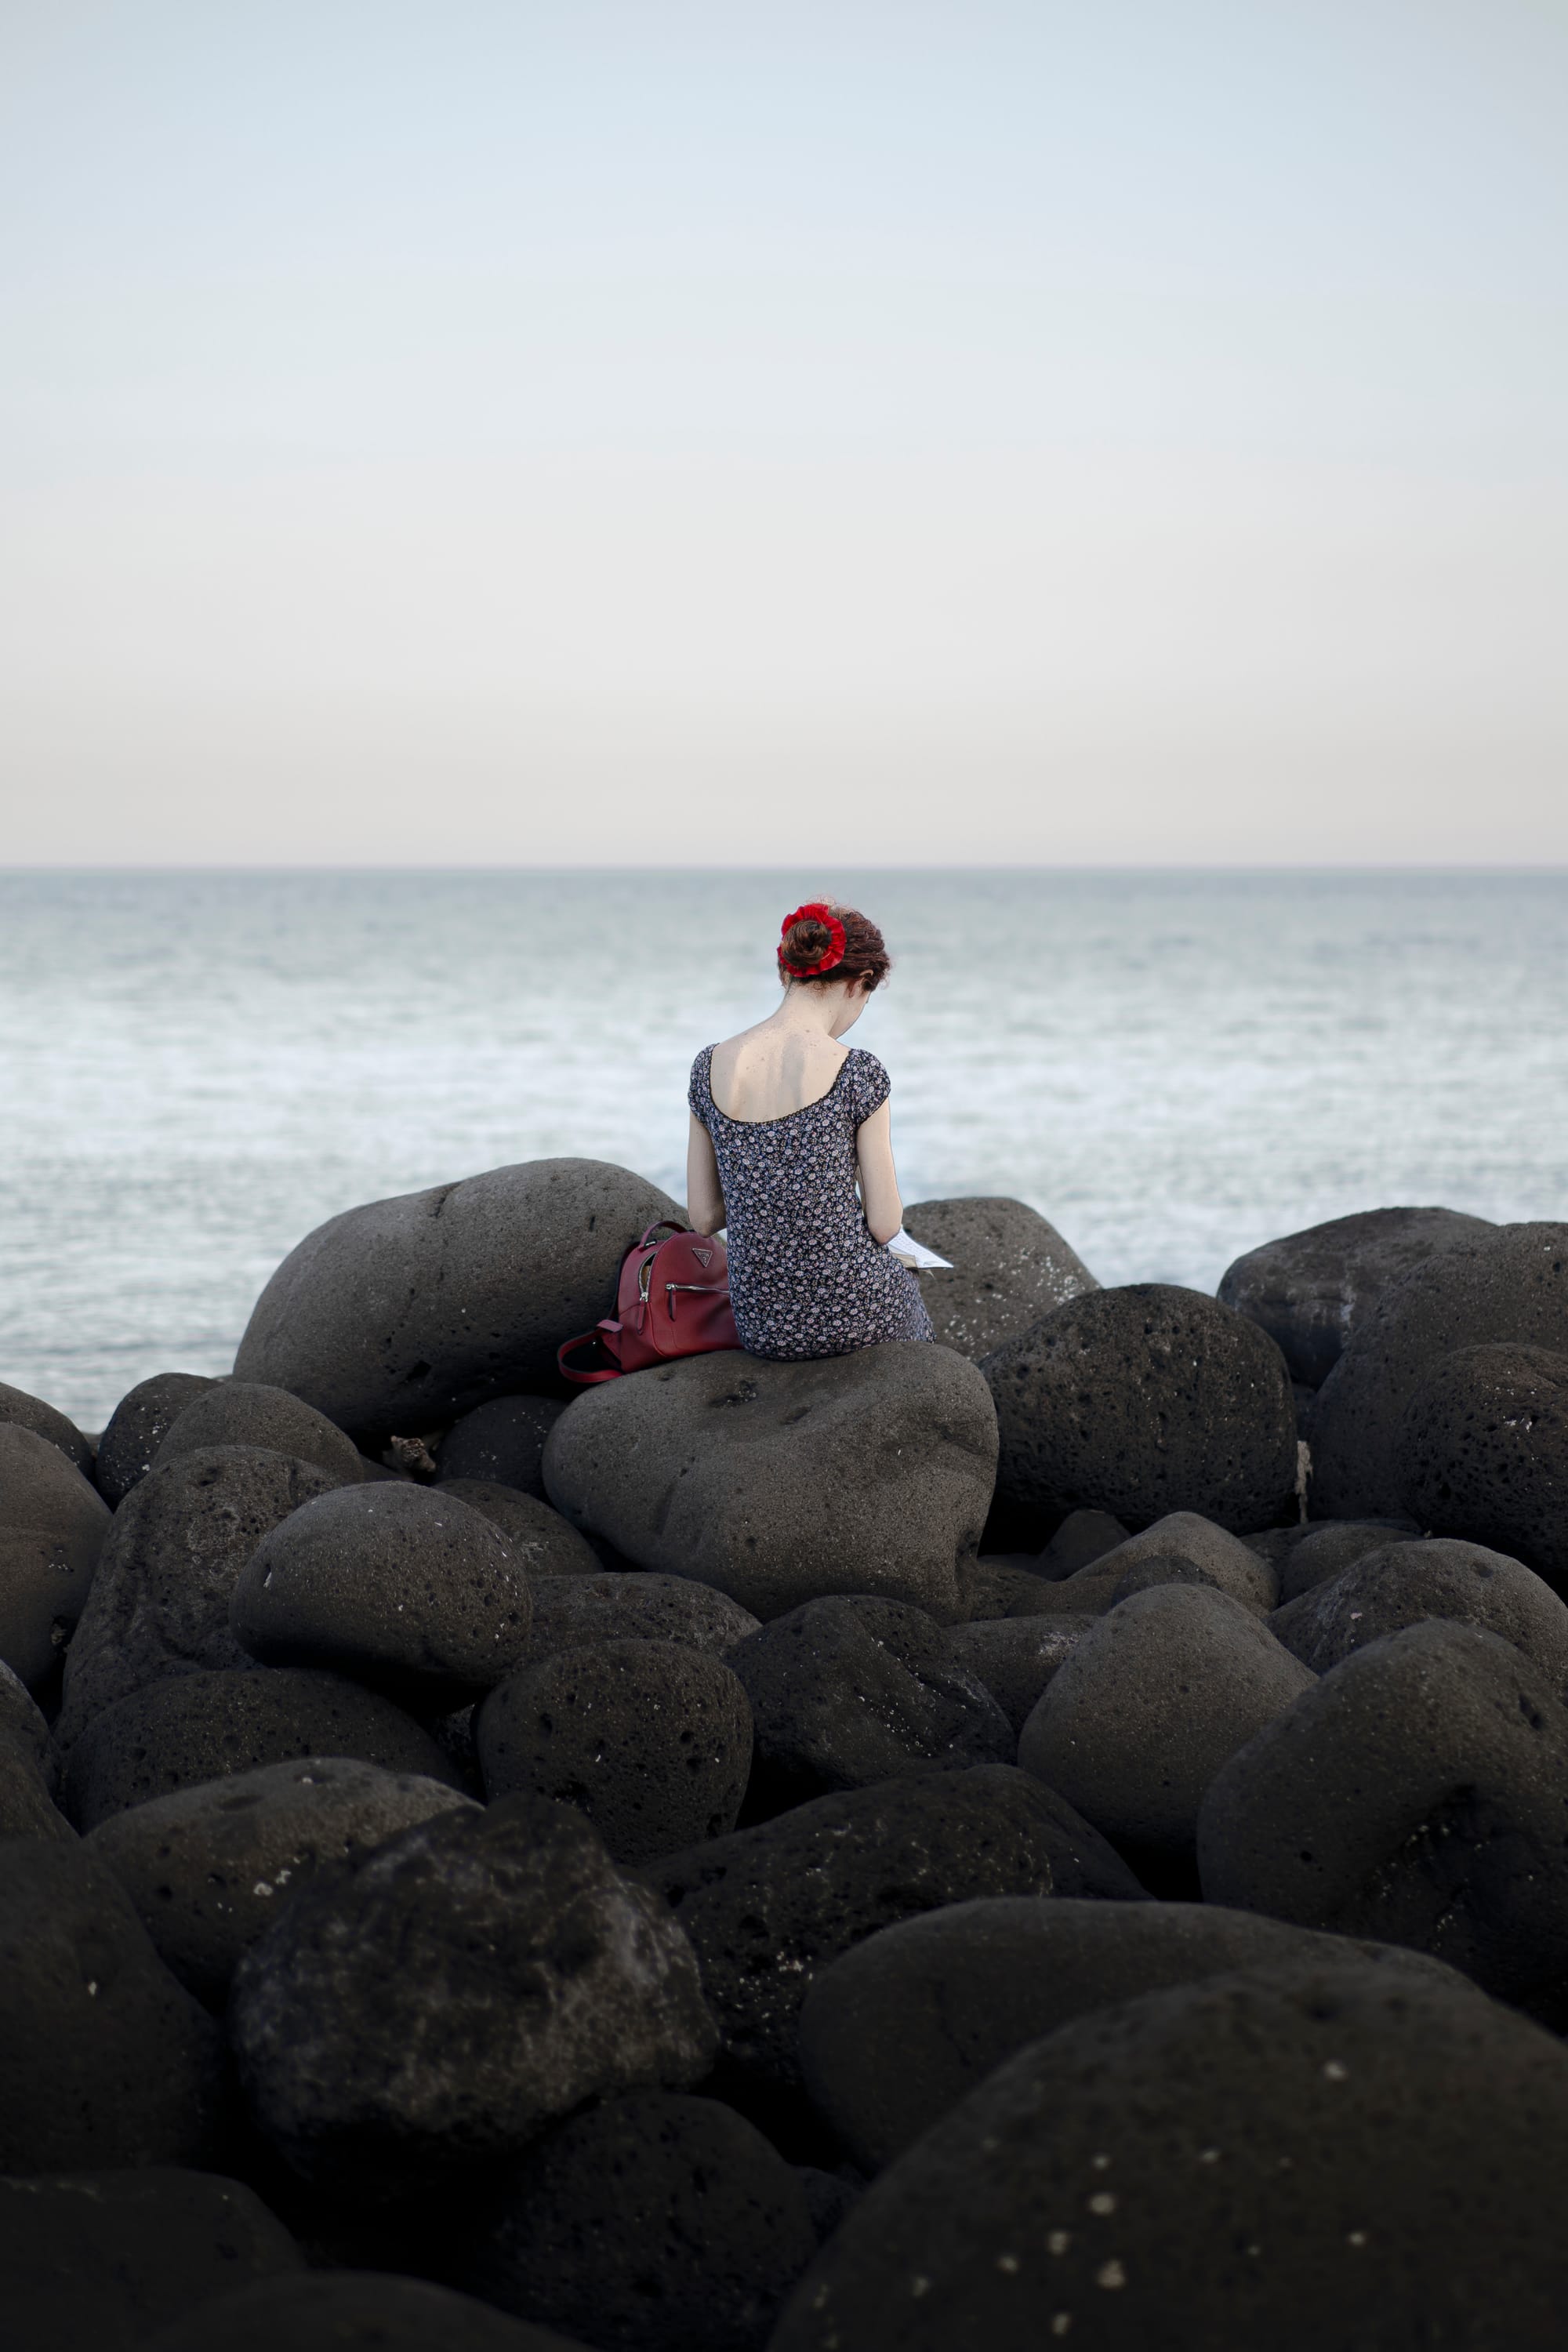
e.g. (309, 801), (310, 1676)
(781, 916), (834, 971)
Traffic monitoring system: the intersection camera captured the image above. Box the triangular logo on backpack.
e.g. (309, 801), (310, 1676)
(692, 1246), (713, 1267)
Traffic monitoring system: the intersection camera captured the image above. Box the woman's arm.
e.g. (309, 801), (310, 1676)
(686, 1112), (727, 1236)
(855, 1098), (903, 1245)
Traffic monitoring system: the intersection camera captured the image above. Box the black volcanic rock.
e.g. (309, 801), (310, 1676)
(0, 1421), (110, 1563)
(1274, 1516), (1418, 1602)
(95, 1372), (220, 1507)
(0, 1526), (99, 1690)
(455, 2091), (818, 2352)
(940, 1616), (1087, 1733)
(231, 1483), (532, 1700)
(1218, 1205), (1494, 1387)
(233, 1159), (678, 1447)
(153, 1380), (365, 1484)
(53, 1446), (342, 1753)
(1398, 1341), (1568, 1588)
(86, 1754), (477, 2004)
(898, 1197), (1098, 1359)
(0, 1840), (226, 2172)
(1, 2167), (303, 2352)
(0, 1377), (95, 1476)
(432, 1481), (602, 1573)
(770, 1953), (1568, 2352)
(1269, 1536), (1568, 1682)
(526, 1572), (760, 1663)
(1093, 1510), (1279, 1613)
(982, 1285), (1298, 1534)
(646, 1766), (1144, 2089)
(60, 1665), (464, 1829)
(1310, 1221), (1568, 1519)
(477, 1640), (752, 1864)
(438, 1393), (571, 1499)
(728, 1595), (1014, 1806)
(140, 2272), (589, 2352)
(543, 1345), (996, 1621)
(230, 1796), (717, 2198)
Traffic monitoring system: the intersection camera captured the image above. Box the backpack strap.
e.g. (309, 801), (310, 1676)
(557, 1318), (625, 1385)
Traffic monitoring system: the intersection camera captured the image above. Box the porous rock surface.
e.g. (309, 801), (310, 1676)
(798, 1894), (1457, 2171)
(1398, 1341), (1568, 1586)
(0, 1526), (99, 1690)
(1091, 1508), (1279, 1613)
(94, 1371), (220, 1507)
(941, 1614), (1087, 1733)
(771, 1954), (1568, 2352)
(85, 1754), (477, 2004)
(982, 1284), (1298, 1533)
(477, 1640), (753, 1864)
(231, 1483), (533, 1699)
(1269, 1536), (1568, 1682)
(53, 1446), (342, 1752)
(646, 1765), (1144, 2087)
(455, 2090), (819, 2352)
(0, 1421), (111, 1564)
(153, 1378), (365, 1483)
(525, 1571), (760, 1664)
(438, 1392), (570, 1498)
(139, 2271), (588, 2352)
(0, 1840), (226, 2172)
(543, 1345), (996, 1621)
(0, 1750), (74, 1842)
(898, 1196), (1098, 1359)
(433, 1480), (601, 1574)
(1218, 1204), (1494, 1387)
(1198, 1620), (1568, 2009)
(1, 2167), (303, 2352)
(1309, 1220), (1568, 1519)
(0, 1376), (95, 1475)
(234, 1158), (678, 1446)
(728, 1595), (1015, 1806)
(1018, 1584), (1316, 1868)
(230, 1795), (717, 2196)
(1274, 1515), (1418, 1602)
(60, 1665), (463, 1829)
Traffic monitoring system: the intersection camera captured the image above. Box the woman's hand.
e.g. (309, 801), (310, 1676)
(855, 1098), (903, 1245)
(686, 1112), (728, 1236)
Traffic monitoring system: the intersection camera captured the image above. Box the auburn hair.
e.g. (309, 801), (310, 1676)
(778, 902), (891, 991)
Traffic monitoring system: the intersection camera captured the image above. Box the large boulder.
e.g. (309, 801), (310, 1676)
(234, 1159), (678, 1448)
(543, 1345), (996, 1621)
(1198, 1621), (1568, 2011)
(434, 1482), (601, 1575)
(770, 1954), (1568, 2352)
(898, 1198), (1097, 1359)
(438, 1394), (571, 1499)
(85, 1755), (477, 2005)
(0, 1527), (99, 1690)
(1091, 1510), (1279, 1613)
(1269, 1537), (1568, 1684)
(59, 1666), (464, 1830)
(153, 1381), (365, 1483)
(477, 1641), (753, 1864)
(1018, 1586), (1316, 1873)
(645, 1766), (1144, 2089)
(231, 1483), (533, 1701)
(0, 1750), (75, 1842)
(1, 2168), (302, 2352)
(728, 1596), (1014, 1808)
(0, 1421), (110, 1563)
(140, 2273), (588, 2352)
(456, 2091), (818, 2352)
(0, 1377), (95, 1476)
(940, 1616), (1087, 1733)
(525, 1572), (760, 1664)
(1273, 1516), (1418, 1602)
(982, 1287), (1298, 1534)
(1218, 1205), (1494, 1388)
(1309, 1221), (1568, 1519)
(0, 1840), (226, 2172)
(95, 1373), (220, 1508)
(230, 1796), (717, 2198)
(1398, 1342), (1568, 1588)
(797, 1895), (1454, 2171)
(53, 1447), (343, 1754)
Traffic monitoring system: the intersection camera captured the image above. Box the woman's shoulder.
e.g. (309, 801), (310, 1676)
(844, 1047), (891, 1113)
(687, 1043), (717, 1110)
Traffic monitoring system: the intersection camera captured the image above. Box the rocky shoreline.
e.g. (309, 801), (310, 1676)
(3, 1163), (1567, 2348)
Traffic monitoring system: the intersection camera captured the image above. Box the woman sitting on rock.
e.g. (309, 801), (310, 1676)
(687, 901), (933, 1360)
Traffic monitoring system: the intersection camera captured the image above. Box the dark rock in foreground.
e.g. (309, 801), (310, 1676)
(60, 1664), (464, 1829)
(94, 1371), (220, 1507)
(454, 2090), (818, 2352)
(798, 1894), (1459, 2171)
(1, 2166), (303, 2352)
(771, 1955), (1568, 2352)
(898, 1196), (1098, 1359)
(234, 1158), (678, 1447)
(140, 2271), (589, 2352)
(524, 1572), (760, 1664)
(0, 1841), (226, 2172)
(0, 1422), (110, 1565)
(153, 1379), (365, 1484)
(1269, 1536), (1568, 1683)
(230, 1796), (717, 2198)
(983, 1285), (1298, 1534)
(0, 1377), (95, 1476)
(434, 1481), (602, 1576)
(544, 1345), (996, 1621)
(0, 1526), (98, 1690)
(1272, 1515), (1418, 1602)
(1091, 1509), (1279, 1613)
(438, 1393), (571, 1499)
(647, 1766), (1145, 2088)
(1218, 1204), (1494, 1387)
(941, 1616), (1086, 1733)
(1398, 1341), (1568, 1588)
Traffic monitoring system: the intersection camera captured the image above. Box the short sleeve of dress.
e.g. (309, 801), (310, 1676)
(688, 1047), (714, 1125)
(848, 1050), (891, 1127)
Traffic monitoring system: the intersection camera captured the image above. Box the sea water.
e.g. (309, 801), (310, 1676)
(1, 868), (1564, 1430)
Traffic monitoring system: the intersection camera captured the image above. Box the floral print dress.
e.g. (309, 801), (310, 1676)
(688, 1043), (935, 1360)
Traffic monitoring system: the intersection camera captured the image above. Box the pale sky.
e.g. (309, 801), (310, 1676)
(2, 0), (1564, 864)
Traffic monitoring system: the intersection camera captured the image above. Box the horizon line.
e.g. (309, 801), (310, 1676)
(5, 861), (1568, 879)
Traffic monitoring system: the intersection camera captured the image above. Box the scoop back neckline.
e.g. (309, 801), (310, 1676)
(706, 1042), (857, 1129)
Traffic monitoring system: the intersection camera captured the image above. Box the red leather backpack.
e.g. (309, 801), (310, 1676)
(557, 1219), (739, 1385)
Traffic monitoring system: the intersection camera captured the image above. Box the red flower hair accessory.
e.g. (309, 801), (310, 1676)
(778, 902), (847, 977)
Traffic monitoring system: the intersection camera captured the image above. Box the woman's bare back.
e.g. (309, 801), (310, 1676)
(708, 1022), (850, 1125)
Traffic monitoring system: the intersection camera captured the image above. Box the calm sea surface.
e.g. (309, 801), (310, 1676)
(2, 869), (1564, 1429)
